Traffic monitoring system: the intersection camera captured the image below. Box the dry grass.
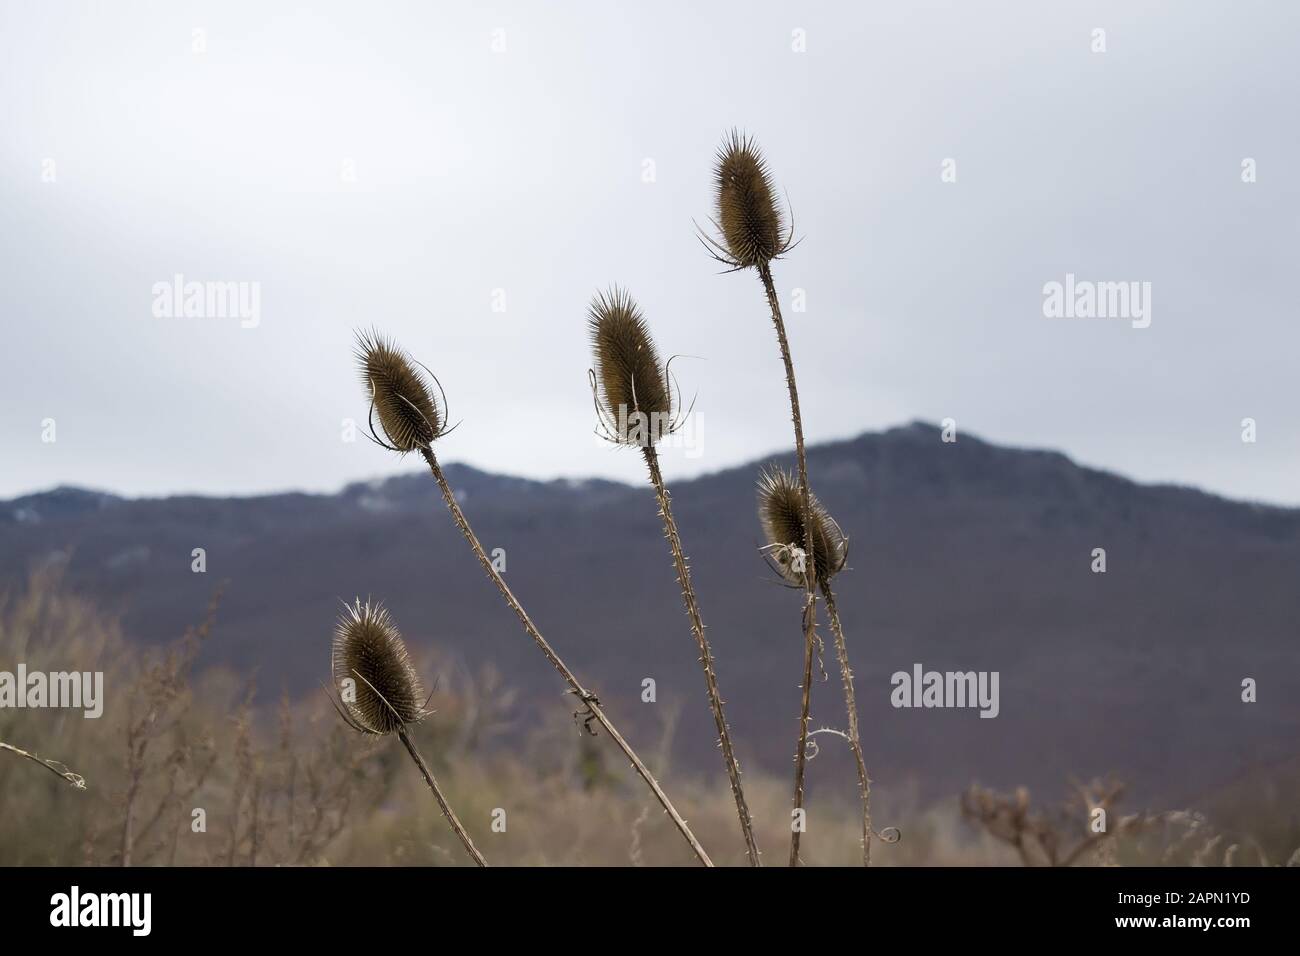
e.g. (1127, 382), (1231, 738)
(3, 571), (1295, 866)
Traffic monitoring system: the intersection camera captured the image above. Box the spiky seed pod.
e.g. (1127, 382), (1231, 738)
(757, 465), (848, 587)
(588, 287), (673, 446)
(355, 330), (441, 452)
(713, 130), (787, 268)
(332, 599), (426, 735)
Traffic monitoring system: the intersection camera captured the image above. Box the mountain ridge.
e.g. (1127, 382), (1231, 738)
(2, 421), (1296, 806)
(8, 421), (1295, 516)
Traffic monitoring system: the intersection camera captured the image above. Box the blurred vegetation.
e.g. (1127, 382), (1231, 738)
(1, 568), (1296, 866)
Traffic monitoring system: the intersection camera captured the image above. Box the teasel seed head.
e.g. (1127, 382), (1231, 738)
(588, 287), (676, 447)
(355, 329), (442, 452)
(708, 129), (793, 268)
(757, 465), (848, 587)
(331, 598), (427, 736)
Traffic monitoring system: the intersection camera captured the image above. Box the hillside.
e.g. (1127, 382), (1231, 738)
(3, 422), (1297, 806)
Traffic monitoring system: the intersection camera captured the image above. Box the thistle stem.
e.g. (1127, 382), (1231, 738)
(822, 587), (872, 866)
(0, 739), (85, 790)
(789, 607), (818, 864)
(419, 446), (715, 867)
(758, 260), (820, 866)
(642, 445), (761, 867)
(397, 728), (488, 867)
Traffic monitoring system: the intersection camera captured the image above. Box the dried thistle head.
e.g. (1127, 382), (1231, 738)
(587, 287), (678, 447)
(757, 465), (848, 587)
(703, 130), (793, 269)
(355, 330), (442, 452)
(331, 598), (427, 735)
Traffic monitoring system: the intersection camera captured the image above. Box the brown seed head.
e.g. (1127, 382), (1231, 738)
(757, 465), (847, 587)
(588, 287), (673, 446)
(713, 130), (788, 268)
(355, 330), (441, 452)
(332, 598), (426, 735)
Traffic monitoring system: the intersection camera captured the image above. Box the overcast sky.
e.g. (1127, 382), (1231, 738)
(2, 1), (1297, 505)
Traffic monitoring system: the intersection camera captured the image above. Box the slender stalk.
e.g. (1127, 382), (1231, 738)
(822, 587), (872, 866)
(0, 739), (85, 790)
(790, 609), (815, 865)
(121, 774), (138, 865)
(397, 728), (488, 867)
(418, 446), (715, 867)
(642, 445), (761, 866)
(758, 260), (820, 866)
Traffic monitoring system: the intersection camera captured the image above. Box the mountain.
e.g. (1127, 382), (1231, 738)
(3, 423), (1297, 806)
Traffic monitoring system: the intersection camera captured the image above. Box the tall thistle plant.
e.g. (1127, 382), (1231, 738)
(353, 330), (714, 867)
(587, 288), (761, 867)
(757, 467), (887, 865)
(329, 598), (487, 866)
(700, 130), (869, 866)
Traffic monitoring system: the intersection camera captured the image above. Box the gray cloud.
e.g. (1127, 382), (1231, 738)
(2, 1), (1296, 503)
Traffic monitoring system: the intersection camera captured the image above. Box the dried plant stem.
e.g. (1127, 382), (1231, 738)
(790, 611), (816, 865)
(0, 739), (86, 790)
(419, 446), (715, 867)
(758, 260), (820, 866)
(822, 587), (872, 866)
(397, 728), (488, 867)
(643, 445), (761, 867)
